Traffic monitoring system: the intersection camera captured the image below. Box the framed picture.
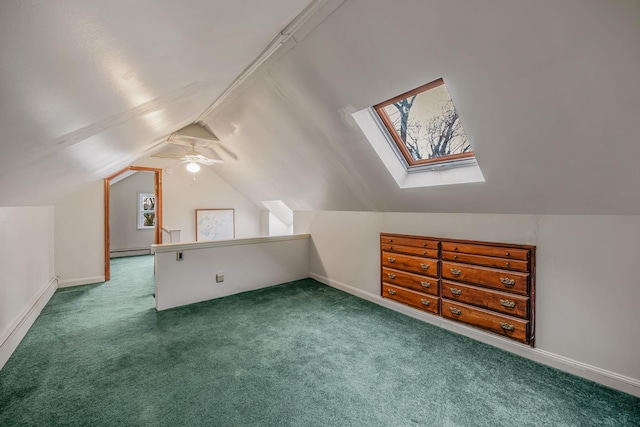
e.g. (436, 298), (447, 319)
(195, 208), (235, 241)
(138, 193), (156, 229)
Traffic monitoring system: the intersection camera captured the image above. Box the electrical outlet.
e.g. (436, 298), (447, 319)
(216, 273), (224, 283)
(176, 252), (184, 261)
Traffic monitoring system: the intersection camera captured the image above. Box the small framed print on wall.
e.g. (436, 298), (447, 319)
(195, 208), (235, 241)
(138, 193), (156, 229)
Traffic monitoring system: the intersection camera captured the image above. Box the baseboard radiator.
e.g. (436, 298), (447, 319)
(110, 248), (152, 258)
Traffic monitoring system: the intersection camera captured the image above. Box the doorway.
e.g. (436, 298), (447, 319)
(104, 166), (163, 281)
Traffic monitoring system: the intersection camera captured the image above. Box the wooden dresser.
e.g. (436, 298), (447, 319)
(380, 233), (536, 346)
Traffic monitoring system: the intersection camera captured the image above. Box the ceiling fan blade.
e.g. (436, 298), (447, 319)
(151, 141), (224, 165)
(199, 157), (224, 165)
(197, 146), (224, 162)
(179, 153), (224, 165)
(211, 143), (238, 161)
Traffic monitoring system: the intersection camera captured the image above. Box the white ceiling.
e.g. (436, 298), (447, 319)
(1, 0), (640, 214)
(0, 0), (312, 205)
(204, 0), (640, 214)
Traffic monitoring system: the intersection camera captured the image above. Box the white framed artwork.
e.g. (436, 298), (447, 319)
(138, 193), (156, 229)
(195, 208), (235, 241)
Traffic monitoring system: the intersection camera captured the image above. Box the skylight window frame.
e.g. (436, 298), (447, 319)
(373, 78), (475, 168)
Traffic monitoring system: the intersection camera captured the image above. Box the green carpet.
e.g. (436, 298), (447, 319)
(1, 256), (638, 426)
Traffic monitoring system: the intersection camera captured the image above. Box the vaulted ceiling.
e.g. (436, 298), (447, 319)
(0, 0), (313, 204)
(2, 0), (639, 214)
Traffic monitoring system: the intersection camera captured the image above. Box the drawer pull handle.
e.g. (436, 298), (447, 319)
(422, 243), (427, 247)
(420, 281), (431, 288)
(450, 307), (462, 315)
(505, 252), (511, 257)
(500, 299), (516, 308)
(453, 247), (458, 251)
(450, 268), (462, 276)
(387, 273), (396, 279)
(500, 322), (515, 331)
(450, 288), (462, 296)
(387, 257), (396, 263)
(453, 255), (458, 259)
(420, 299), (431, 307)
(500, 277), (516, 286)
(505, 262), (510, 267)
(387, 289), (396, 295)
(420, 263), (430, 269)
(388, 246), (393, 250)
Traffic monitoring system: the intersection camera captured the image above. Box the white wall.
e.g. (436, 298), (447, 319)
(154, 235), (310, 310)
(0, 206), (56, 369)
(269, 213), (290, 236)
(53, 159), (262, 286)
(259, 210), (293, 236)
(110, 171), (155, 252)
(135, 158), (261, 242)
(54, 181), (105, 287)
(295, 210), (640, 396)
(206, 0), (640, 215)
(260, 210), (270, 236)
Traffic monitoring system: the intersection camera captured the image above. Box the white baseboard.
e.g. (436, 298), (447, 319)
(110, 249), (152, 258)
(310, 272), (640, 398)
(57, 276), (105, 288)
(0, 277), (58, 371)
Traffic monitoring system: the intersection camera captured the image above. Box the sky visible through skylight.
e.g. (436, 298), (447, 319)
(379, 81), (471, 164)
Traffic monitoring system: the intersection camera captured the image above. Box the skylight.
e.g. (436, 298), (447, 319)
(352, 77), (484, 189)
(373, 78), (474, 168)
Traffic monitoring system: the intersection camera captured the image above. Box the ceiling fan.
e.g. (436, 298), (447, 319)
(152, 123), (225, 171)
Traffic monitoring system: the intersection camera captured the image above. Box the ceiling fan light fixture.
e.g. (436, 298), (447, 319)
(186, 162), (200, 173)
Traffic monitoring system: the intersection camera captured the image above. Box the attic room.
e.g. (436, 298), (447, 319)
(1, 0), (639, 425)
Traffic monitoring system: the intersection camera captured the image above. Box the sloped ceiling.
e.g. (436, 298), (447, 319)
(2, 0), (640, 215)
(0, 0), (312, 205)
(204, 0), (640, 214)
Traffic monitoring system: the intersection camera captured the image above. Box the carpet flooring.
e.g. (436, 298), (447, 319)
(1, 255), (639, 426)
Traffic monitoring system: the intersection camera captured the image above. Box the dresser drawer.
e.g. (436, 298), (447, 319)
(442, 300), (529, 344)
(380, 233), (535, 346)
(441, 242), (529, 261)
(442, 280), (529, 318)
(442, 251), (528, 272)
(442, 261), (529, 295)
(382, 252), (438, 277)
(382, 268), (439, 296)
(381, 235), (440, 250)
(382, 244), (439, 259)
(382, 284), (439, 314)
